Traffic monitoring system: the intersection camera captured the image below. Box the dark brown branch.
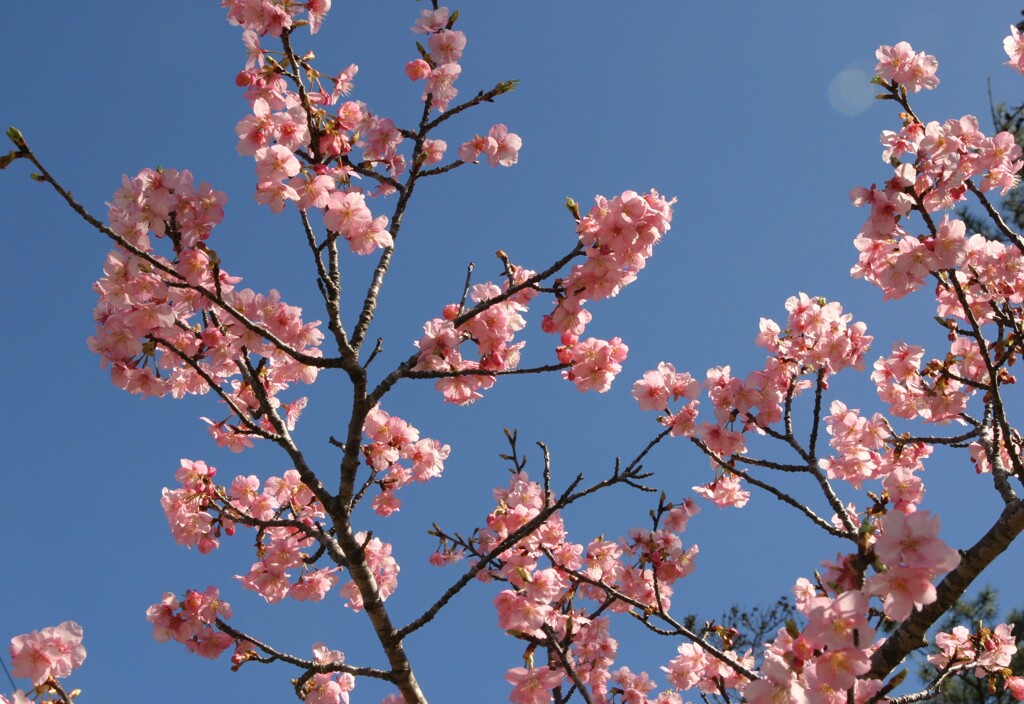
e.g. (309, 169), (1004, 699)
(216, 619), (392, 680)
(965, 180), (1024, 252)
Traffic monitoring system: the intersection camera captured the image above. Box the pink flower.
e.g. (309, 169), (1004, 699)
(424, 63), (461, 112)
(345, 215), (393, 255)
(802, 590), (874, 651)
(662, 642), (709, 690)
(864, 566), (937, 620)
(487, 124), (522, 167)
(428, 29), (466, 65)
(929, 625), (975, 669)
(632, 362), (699, 411)
(304, 672), (353, 704)
(562, 336), (629, 392)
(255, 144), (301, 182)
(804, 647), (870, 694)
(663, 499), (700, 533)
(494, 590), (551, 636)
(411, 7), (450, 35)
(9, 622), (86, 686)
(306, 0), (331, 35)
(255, 180), (301, 213)
(241, 29), (264, 68)
(504, 666), (563, 704)
(1006, 26), (1024, 74)
(458, 133), (494, 163)
(421, 138), (447, 165)
(874, 510), (960, 572)
(324, 190), (372, 235)
(692, 473), (749, 508)
(290, 568), (339, 602)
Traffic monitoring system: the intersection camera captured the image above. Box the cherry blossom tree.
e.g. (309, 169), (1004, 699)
(3, 3), (1024, 704)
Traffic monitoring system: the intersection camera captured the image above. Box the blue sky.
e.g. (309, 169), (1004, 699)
(1, 2), (1021, 702)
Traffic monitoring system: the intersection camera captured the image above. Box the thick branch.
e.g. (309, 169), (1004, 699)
(965, 180), (1024, 252)
(333, 523), (427, 703)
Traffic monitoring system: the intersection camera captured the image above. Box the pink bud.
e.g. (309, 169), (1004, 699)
(405, 59), (431, 81)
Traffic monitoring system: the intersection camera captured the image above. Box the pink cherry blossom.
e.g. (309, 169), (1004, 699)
(504, 666), (563, 704)
(421, 138), (447, 165)
(306, 0), (331, 35)
(1006, 26), (1024, 74)
(874, 510), (960, 572)
(487, 124), (522, 167)
(411, 7), (450, 35)
(693, 473), (750, 508)
(428, 30), (466, 65)
(424, 63), (460, 112)
(9, 622), (86, 686)
(864, 566), (938, 621)
(255, 144), (301, 183)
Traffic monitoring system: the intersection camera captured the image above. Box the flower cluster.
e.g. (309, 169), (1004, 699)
(223, 0), (332, 38)
(635, 294), (871, 507)
(237, 494), (336, 605)
(852, 46), (1022, 299)
(301, 643), (355, 704)
(145, 587), (235, 659)
(413, 267), (536, 404)
(230, 2), (405, 232)
(233, 36), (391, 223)
(929, 622), (1017, 678)
(875, 42), (939, 92)
(865, 510), (960, 620)
(871, 340), (975, 423)
(95, 168), (322, 449)
(432, 472), (704, 702)
(233, 478), (331, 601)
(408, 7), (465, 113)
(152, 455), (403, 657)
(7, 622), (85, 688)
(741, 584), (882, 704)
(739, 510), (956, 704)
(458, 123), (523, 167)
(545, 190), (675, 392)
(159, 458), (343, 607)
(361, 405), (451, 515)
(663, 642), (754, 697)
(712, 510), (959, 701)
(847, 40), (1024, 435)
(929, 622), (1024, 701)
(819, 400), (931, 513)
